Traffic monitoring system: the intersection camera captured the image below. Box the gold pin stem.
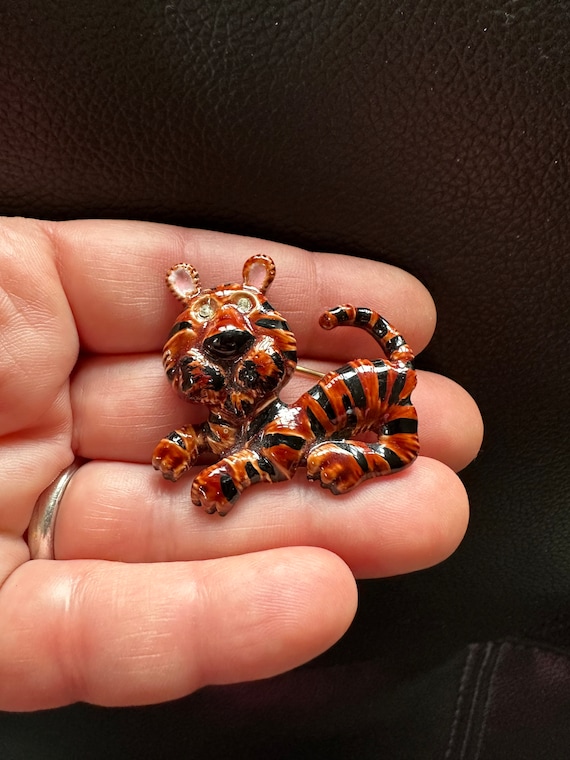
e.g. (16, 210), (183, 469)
(295, 365), (325, 379)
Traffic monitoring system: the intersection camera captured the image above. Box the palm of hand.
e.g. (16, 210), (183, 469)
(0, 218), (482, 711)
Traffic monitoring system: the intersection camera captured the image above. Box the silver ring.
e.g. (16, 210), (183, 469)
(28, 457), (85, 560)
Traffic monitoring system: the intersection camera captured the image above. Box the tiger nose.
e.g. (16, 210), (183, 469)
(203, 329), (254, 360)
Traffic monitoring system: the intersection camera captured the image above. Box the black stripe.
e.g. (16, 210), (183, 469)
(355, 307), (373, 325)
(384, 446), (406, 470)
(167, 321), (195, 339)
(341, 367), (367, 409)
(375, 444), (406, 471)
(206, 423), (221, 442)
(220, 475), (239, 504)
(385, 334), (407, 355)
(262, 433), (306, 451)
(203, 365), (225, 391)
(383, 417), (418, 436)
(258, 300), (274, 313)
(388, 372), (407, 406)
(166, 431), (186, 449)
(372, 317), (388, 339)
(376, 365), (388, 401)
(334, 442), (369, 474)
(245, 461), (261, 484)
(258, 455), (277, 478)
(255, 317), (290, 331)
(180, 374), (196, 393)
(283, 349), (298, 363)
(272, 352), (284, 373)
(309, 386), (336, 422)
(328, 306), (350, 322)
(247, 399), (283, 439)
(306, 406), (326, 438)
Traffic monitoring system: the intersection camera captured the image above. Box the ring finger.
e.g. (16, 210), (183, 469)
(55, 456), (469, 579)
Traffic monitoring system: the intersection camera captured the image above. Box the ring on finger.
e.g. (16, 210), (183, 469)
(28, 457), (85, 560)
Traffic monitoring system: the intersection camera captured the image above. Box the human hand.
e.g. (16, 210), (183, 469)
(0, 218), (482, 710)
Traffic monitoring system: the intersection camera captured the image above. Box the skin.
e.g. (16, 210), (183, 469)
(0, 217), (483, 711)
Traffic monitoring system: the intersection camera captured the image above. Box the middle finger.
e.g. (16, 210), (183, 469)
(71, 354), (482, 473)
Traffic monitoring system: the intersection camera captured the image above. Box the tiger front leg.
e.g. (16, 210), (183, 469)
(152, 424), (206, 481)
(191, 449), (286, 515)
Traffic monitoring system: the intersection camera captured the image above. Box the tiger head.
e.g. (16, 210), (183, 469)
(163, 254), (297, 418)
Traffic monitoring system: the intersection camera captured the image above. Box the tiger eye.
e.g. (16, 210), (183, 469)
(236, 296), (253, 313)
(196, 299), (215, 319)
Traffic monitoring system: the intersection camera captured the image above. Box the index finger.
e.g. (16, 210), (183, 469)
(50, 220), (436, 359)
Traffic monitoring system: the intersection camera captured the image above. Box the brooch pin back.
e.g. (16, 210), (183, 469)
(152, 254), (419, 515)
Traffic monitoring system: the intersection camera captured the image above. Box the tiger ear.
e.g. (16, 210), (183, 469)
(242, 254), (276, 294)
(166, 263), (201, 303)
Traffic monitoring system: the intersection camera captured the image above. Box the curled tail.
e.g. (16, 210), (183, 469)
(319, 305), (415, 367)
(301, 304), (418, 494)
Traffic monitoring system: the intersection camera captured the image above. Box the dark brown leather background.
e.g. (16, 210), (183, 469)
(1, 1), (569, 757)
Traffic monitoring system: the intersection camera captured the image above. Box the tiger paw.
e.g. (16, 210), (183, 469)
(152, 437), (194, 482)
(306, 442), (369, 495)
(191, 465), (241, 516)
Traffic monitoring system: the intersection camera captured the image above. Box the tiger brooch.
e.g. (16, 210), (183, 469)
(152, 254), (419, 515)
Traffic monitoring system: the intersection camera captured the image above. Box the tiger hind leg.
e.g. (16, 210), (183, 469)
(306, 418), (419, 495)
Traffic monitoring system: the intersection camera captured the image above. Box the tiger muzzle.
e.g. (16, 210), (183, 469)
(203, 329), (255, 360)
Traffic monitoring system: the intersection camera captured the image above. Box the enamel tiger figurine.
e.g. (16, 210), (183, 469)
(152, 254), (419, 515)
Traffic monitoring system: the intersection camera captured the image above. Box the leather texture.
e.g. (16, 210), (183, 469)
(1, 0), (569, 756)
